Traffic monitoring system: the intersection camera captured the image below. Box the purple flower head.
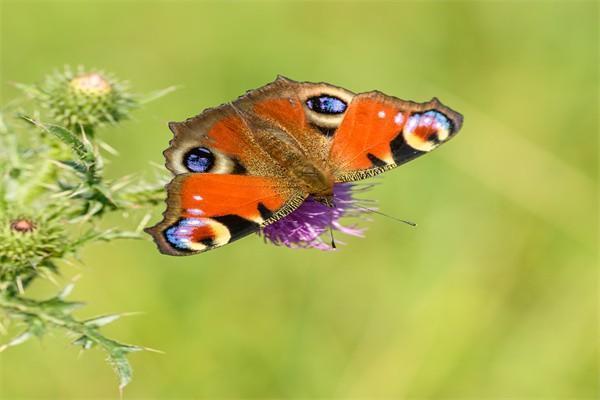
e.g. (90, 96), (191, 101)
(261, 183), (374, 250)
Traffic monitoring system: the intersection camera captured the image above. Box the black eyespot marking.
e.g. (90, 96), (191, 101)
(184, 147), (214, 173)
(306, 95), (347, 114)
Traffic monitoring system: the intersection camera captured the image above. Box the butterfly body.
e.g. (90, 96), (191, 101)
(147, 77), (463, 255)
(237, 113), (335, 202)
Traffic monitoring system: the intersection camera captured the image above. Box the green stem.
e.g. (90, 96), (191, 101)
(19, 143), (64, 204)
(0, 294), (137, 351)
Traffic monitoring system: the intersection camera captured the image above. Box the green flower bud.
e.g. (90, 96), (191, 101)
(0, 211), (69, 291)
(26, 65), (137, 134)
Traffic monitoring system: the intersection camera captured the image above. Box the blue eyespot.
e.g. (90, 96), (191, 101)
(164, 218), (206, 251)
(306, 95), (347, 114)
(184, 147), (214, 172)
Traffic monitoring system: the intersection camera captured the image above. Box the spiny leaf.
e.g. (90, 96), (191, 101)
(40, 297), (85, 313)
(58, 160), (89, 175)
(108, 346), (141, 391)
(23, 118), (95, 164)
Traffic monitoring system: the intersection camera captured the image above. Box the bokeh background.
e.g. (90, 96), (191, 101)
(0, 0), (597, 399)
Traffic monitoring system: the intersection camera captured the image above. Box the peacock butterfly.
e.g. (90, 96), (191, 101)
(146, 77), (463, 255)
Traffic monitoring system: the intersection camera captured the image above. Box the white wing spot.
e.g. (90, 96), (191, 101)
(187, 208), (204, 216)
(378, 110), (386, 118)
(394, 113), (404, 125)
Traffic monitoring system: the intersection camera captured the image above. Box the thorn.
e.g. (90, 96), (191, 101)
(58, 283), (75, 299)
(16, 277), (24, 295)
(136, 214), (152, 233)
(143, 346), (165, 354)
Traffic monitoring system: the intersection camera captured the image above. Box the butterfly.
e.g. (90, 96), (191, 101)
(146, 76), (463, 255)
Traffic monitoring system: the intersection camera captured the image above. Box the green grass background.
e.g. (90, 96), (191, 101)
(0, 0), (597, 399)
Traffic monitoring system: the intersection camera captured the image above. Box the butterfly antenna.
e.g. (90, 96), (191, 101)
(327, 197), (337, 249)
(329, 224), (337, 249)
(356, 205), (417, 227)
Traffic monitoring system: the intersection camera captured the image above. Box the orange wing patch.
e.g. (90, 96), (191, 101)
(251, 97), (333, 162)
(165, 106), (279, 177)
(203, 116), (248, 158)
(179, 174), (288, 221)
(146, 174), (303, 256)
(330, 96), (405, 171)
(253, 98), (308, 134)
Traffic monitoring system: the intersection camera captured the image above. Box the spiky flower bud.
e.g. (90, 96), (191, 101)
(0, 212), (68, 290)
(24, 65), (137, 133)
(2, 66), (173, 388)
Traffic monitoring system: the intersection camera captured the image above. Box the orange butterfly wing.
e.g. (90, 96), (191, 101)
(146, 174), (304, 255)
(234, 76), (356, 164)
(329, 92), (463, 181)
(166, 105), (285, 177)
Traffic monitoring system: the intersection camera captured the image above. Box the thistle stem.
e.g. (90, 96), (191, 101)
(19, 143), (63, 204)
(0, 294), (137, 351)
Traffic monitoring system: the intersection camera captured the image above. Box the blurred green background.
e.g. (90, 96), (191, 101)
(0, 0), (597, 399)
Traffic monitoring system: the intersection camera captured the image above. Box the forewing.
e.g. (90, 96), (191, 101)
(235, 76), (356, 163)
(328, 92), (463, 182)
(165, 104), (280, 178)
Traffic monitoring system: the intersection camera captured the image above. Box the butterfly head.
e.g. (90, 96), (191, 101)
(311, 193), (336, 208)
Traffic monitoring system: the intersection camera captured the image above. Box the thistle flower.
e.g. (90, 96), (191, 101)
(261, 183), (371, 250)
(0, 211), (68, 292)
(1, 66), (174, 391)
(21, 65), (137, 133)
